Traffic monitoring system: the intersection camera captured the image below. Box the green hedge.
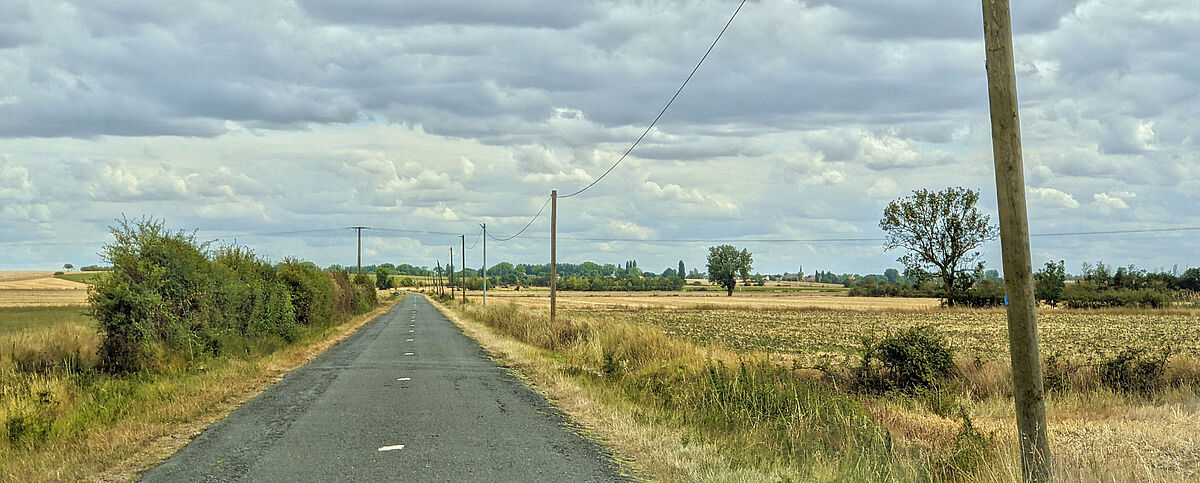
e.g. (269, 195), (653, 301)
(89, 217), (377, 373)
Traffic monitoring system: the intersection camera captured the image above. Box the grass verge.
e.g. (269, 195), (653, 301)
(427, 296), (989, 481)
(0, 296), (402, 482)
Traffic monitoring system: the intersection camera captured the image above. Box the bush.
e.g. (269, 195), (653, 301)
(1062, 283), (1167, 309)
(1098, 348), (1169, 395)
(89, 217), (377, 373)
(856, 326), (955, 393)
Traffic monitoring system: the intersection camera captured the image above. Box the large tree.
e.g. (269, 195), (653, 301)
(706, 245), (753, 296)
(880, 187), (998, 306)
(678, 260), (686, 279)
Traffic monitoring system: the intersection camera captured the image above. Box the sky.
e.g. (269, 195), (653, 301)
(1, 0), (1197, 275)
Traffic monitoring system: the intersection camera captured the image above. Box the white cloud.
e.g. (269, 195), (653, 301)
(866, 178), (900, 198)
(0, 0), (1196, 274)
(1093, 192), (1131, 213)
(1028, 186), (1080, 209)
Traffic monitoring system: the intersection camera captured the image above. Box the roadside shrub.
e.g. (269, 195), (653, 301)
(90, 217), (220, 373)
(278, 259), (335, 327)
(1098, 348), (1169, 395)
(856, 326), (955, 393)
(89, 217), (375, 373)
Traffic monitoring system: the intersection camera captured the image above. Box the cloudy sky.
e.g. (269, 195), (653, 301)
(1, 0), (1197, 275)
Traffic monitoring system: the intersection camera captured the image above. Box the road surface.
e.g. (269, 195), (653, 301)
(142, 294), (622, 482)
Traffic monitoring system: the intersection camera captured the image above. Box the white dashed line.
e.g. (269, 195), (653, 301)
(378, 444), (405, 452)
(404, 352), (414, 356)
(406, 338), (414, 342)
(397, 377), (411, 381)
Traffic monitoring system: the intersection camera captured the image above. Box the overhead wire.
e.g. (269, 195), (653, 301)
(486, 195), (552, 242)
(466, 227), (484, 250)
(560, 0), (747, 199)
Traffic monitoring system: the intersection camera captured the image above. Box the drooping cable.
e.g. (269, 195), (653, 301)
(560, 0), (747, 199)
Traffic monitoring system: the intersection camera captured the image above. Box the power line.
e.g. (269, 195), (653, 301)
(1029, 226), (1200, 237)
(466, 227), (483, 250)
(486, 195), (552, 242)
(204, 228), (345, 238)
(560, 0), (747, 199)
(372, 227), (462, 237)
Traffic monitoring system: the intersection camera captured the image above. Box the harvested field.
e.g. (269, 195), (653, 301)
(0, 271), (92, 307)
(485, 290), (941, 311)
(476, 294), (1200, 481)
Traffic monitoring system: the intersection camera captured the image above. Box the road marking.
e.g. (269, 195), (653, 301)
(378, 444), (405, 452)
(406, 338), (414, 342)
(409, 329), (414, 333)
(404, 352), (414, 356)
(397, 377), (411, 381)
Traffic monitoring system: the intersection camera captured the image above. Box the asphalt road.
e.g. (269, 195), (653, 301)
(142, 295), (622, 482)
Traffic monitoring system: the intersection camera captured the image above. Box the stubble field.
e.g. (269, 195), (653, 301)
(0, 272), (92, 308)
(462, 290), (1200, 480)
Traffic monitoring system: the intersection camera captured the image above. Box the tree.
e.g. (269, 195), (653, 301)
(884, 268), (900, 284)
(375, 267), (393, 290)
(63, 263), (74, 271)
(1034, 260), (1066, 306)
(880, 187), (998, 307)
(678, 260), (686, 279)
(706, 245), (753, 296)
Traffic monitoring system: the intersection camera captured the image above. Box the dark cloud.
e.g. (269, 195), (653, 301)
(0, 0), (1197, 274)
(297, 0), (604, 29)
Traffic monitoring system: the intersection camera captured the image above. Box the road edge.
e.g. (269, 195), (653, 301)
(99, 296), (406, 482)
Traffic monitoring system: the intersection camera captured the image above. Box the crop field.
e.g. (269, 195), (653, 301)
(474, 294), (1200, 480)
(0, 271), (91, 308)
(619, 308), (1200, 365)
(485, 289), (941, 311)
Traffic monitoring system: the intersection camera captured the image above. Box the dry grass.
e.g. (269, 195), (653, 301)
(434, 298), (949, 481)
(498, 294), (1200, 482)
(0, 297), (403, 482)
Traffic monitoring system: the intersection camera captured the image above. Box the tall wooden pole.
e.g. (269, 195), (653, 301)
(461, 235), (467, 303)
(351, 226), (369, 274)
(982, 1), (1051, 480)
(550, 190), (558, 324)
(481, 223), (487, 308)
(450, 246), (455, 298)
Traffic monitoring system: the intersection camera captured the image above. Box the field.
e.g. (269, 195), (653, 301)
(487, 288), (941, 311)
(444, 291), (1200, 481)
(0, 272), (92, 307)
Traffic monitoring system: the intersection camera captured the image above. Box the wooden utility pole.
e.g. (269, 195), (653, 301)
(981, 1), (1051, 480)
(460, 235), (467, 303)
(450, 246), (455, 299)
(481, 223), (487, 308)
(436, 260), (443, 296)
(550, 189), (558, 324)
(350, 226), (370, 274)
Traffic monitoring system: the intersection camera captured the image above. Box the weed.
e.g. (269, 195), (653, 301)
(1098, 348), (1170, 395)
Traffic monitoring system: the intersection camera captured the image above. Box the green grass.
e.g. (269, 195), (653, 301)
(53, 272), (107, 285)
(0, 307), (93, 335)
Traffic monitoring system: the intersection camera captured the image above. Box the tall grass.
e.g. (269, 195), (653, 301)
(447, 302), (976, 480)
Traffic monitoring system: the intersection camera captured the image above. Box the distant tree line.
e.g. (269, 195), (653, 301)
(849, 260), (1198, 308)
